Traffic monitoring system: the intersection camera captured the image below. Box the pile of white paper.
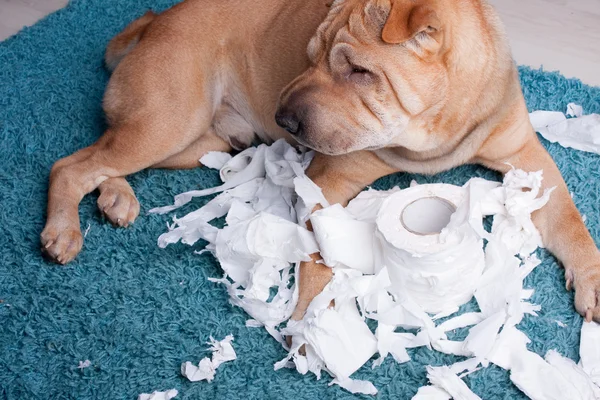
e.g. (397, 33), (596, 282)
(153, 118), (600, 398)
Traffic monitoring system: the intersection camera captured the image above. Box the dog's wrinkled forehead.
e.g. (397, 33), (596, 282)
(307, 0), (391, 63)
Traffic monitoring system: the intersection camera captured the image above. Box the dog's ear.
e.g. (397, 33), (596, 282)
(382, 1), (441, 45)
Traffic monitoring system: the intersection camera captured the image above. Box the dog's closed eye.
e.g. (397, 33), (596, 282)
(351, 66), (369, 75)
(348, 64), (375, 85)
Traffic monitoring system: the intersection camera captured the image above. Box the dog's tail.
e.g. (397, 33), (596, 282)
(105, 11), (157, 72)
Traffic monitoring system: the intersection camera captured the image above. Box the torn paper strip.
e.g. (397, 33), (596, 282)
(329, 378), (378, 396)
(310, 204), (377, 273)
(487, 327), (587, 400)
(151, 140), (312, 214)
(509, 351), (582, 400)
(373, 323), (411, 367)
(200, 151), (232, 170)
(293, 174), (329, 224)
(181, 335), (236, 383)
(449, 358), (482, 377)
(412, 385), (451, 400)
(138, 389), (178, 400)
(83, 223), (91, 238)
(545, 350), (600, 399)
(426, 366), (481, 400)
(530, 103), (600, 155)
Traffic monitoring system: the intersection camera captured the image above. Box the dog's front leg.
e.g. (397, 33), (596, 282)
(479, 132), (600, 322)
(291, 151), (396, 321)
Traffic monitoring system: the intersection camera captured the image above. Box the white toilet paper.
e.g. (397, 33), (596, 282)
(155, 140), (568, 397)
(376, 184), (485, 314)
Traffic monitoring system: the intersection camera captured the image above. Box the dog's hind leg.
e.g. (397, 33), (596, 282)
(41, 93), (221, 264)
(97, 178), (140, 227)
(105, 11), (157, 72)
(40, 17), (244, 264)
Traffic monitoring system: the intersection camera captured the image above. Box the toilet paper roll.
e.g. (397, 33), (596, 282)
(377, 184), (485, 314)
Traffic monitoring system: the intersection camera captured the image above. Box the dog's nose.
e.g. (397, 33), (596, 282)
(275, 108), (301, 135)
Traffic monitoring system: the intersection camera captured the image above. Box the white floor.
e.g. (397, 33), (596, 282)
(489, 0), (600, 87)
(1, 0), (599, 86)
(0, 0), (68, 40)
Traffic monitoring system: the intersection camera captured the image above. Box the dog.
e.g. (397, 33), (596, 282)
(41, 0), (600, 323)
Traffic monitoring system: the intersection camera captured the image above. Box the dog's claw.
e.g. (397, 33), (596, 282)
(586, 309), (593, 322)
(565, 269), (574, 291)
(571, 265), (600, 323)
(41, 226), (83, 265)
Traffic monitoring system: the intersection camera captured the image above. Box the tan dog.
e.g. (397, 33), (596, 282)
(41, 0), (600, 323)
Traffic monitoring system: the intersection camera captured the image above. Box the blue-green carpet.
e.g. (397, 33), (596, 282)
(0, 1), (599, 399)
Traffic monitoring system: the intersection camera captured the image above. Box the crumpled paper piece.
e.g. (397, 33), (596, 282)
(181, 335), (236, 382)
(155, 139), (599, 398)
(200, 151), (232, 170)
(138, 389), (178, 400)
(530, 102), (600, 154)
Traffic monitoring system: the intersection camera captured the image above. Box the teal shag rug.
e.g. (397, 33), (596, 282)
(1, 1), (599, 399)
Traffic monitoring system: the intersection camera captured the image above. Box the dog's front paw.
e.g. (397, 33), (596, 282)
(567, 264), (600, 323)
(41, 225), (83, 265)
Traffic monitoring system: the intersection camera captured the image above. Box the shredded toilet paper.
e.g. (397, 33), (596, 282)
(152, 141), (322, 342)
(580, 321), (600, 387)
(153, 136), (597, 398)
(424, 366), (482, 400)
(530, 102), (600, 155)
(138, 389), (178, 400)
(181, 335), (236, 383)
(545, 349), (600, 399)
(412, 384), (452, 400)
(485, 326), (600, 400)
(200, 151), (233, 170)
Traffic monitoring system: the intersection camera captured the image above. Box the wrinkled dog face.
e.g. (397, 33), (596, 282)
(275, 0), (449, 155)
